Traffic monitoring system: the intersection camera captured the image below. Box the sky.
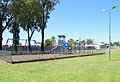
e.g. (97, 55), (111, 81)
(3, 0), (120, 45)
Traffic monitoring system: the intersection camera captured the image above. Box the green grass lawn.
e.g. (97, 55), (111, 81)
(0, 49), (120, 82)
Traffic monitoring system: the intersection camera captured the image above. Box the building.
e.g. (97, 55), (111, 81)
(85, 43), (106, 49)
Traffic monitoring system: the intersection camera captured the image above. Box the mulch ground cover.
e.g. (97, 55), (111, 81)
(11, 52), (103, 63)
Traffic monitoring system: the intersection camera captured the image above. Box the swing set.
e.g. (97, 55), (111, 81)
(3, 38), (39, 52)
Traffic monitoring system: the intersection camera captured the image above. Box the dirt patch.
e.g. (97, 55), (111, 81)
(0, 52), (105, 64)
(11, 53), (102, 63)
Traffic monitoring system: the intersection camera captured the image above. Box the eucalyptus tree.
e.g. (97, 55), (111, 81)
(86, 39), (94, 45)
(113, 41), (120, 46)
(11, 0), (59, 52)
(12, 0), (40, 51)
(8, 19), (20, 52)
(8, 0), (25, 52)
(0, 0), (14, 50)
(45, 39), (52, 47)
(51, 36), (56, 46)
(36, 0), (59, 52)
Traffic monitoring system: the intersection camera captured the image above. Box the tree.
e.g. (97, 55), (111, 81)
(8, 19), (20, 52)
(12, 0), (40, 51)
(110, 42), (114, 46)
(68, 38), (74, 44)
(45, 39), (53, 47)
(51, 36), (56, 46)
(68, 38), (75, 48)
(113, 41), (120, 46)
(37, 0), (59, 52)
(19, 42), (22, 46)
(0, 0), (14, 50)
(86, 39), (94, 45)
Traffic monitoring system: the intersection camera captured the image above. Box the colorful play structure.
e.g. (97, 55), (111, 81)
(49, 35), (97, 55)
(50, 35), (74, 54)
(3, 35), (86, 55)
(3, 35), (105, 55)
(0, 36), (106, 63)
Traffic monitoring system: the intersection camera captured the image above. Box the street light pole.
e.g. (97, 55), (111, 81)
(103, 5), (118, 61)
(109, 10), (111, 61)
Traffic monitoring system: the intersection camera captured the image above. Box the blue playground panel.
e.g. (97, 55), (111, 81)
(63, 43), (68, 48)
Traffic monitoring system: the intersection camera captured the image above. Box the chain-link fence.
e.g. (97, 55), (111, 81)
(0, 51), (12, 62)
(0, 48), (106, 63)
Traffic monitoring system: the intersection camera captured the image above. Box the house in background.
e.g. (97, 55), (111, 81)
(85, 43), (106, 49)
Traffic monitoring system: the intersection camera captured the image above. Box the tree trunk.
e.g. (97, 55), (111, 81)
(27, 26), (31, 52)
(14, 43), (17, 53)
(13, 25), (18, 53)
(0, 33), (3, 50)
(0, 18), (3, 50)
(14, 35), (18, 53)
(41, 29), (44, 52)
(0, 25), (3, 50)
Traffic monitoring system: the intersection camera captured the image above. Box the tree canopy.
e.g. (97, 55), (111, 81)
(86, 39), (94, 45)
(0, 0), (59, 51)
(0, 0), (14, 50)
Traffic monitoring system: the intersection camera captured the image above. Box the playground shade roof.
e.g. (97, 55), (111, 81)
(58, 35), (66, 38)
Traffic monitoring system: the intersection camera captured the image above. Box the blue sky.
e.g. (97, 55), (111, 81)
(3, 0), (120, 44)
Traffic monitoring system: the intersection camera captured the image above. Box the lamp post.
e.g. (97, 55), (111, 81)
(102, 5), (118, 61)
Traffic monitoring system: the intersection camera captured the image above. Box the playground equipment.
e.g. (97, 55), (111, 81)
(58, 35), (69, 54)
(50, 35), (73, 54)
(50, 46), (59, 52)
(0, 37), (106, 63)
(58, 35), (66, 46)
(3, 38), (39, 52)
